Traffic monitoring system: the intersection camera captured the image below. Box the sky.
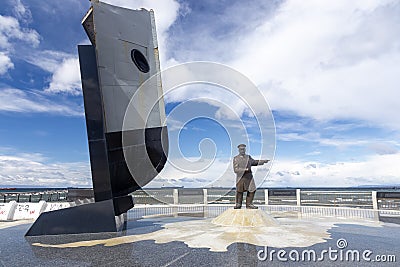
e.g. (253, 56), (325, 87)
(0, 0), (399, 188)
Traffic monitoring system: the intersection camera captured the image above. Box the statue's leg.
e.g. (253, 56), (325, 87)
(234, 191), (243, 209)
(246, 191), (258, 209)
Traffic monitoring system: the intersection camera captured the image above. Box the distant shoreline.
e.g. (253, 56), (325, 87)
(1, 186), (400, 194)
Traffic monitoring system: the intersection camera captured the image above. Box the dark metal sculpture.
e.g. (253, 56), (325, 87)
(25, 1), (168, 236)
(233, 144), (268, 209)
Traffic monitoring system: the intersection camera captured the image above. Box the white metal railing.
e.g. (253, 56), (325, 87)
(1, 188), (399, 212)
(127, 203), (400, 221)
(130, 189), (400, 210)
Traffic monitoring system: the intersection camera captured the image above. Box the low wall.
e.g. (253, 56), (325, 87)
(0, 201), (73, 221)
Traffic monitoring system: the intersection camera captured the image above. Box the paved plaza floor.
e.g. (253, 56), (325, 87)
(0, 211), (399, 266)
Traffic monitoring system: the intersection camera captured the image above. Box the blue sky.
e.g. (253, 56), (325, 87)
(0, 0), (399, 188)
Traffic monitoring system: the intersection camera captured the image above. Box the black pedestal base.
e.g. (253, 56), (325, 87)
(25, 199), (131, 236)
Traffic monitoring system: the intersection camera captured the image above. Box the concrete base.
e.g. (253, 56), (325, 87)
(211, 208), (278, 227)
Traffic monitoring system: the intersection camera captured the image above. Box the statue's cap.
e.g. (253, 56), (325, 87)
(237, 144), (246, 148)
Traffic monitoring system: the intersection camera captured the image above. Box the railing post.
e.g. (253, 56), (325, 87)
(203, 189), (208, 205)
(203, 188), (208, 217)
(371, 191), (378, 210)
(296, 189), (301, 207)
(173, 189), (179, 205)
(264, 189), (269, 205)
(369, 191), (379, 221)
(371, 190), (379, 222)
(173, 189), (179, 217)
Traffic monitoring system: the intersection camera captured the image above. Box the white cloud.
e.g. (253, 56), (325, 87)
(277, 132), (370, 148)
(165, 117), (188, 132)
(228, 0), (400, 130)
(0, 52), (14, 75)
(0, 11), (39, 75)
(277, 127), (400, 153)
(0, 14), (39, 49)
(2, 150), (397, 188)
(45, 57), (81, 95)
(265, 153), (400, 187)
(147, 150), (400, 188)
(367, 142), (398, 155)
(0, 153), (91, 187)
(162, 0), (400, 130)
(24, 50), (73, 72)
(9, 0), (32, 24)
(23, 50), (82, 95)
(148, 157), (235, 188)
(0, 88), (82, 116)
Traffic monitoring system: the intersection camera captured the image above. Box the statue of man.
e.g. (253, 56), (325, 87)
(233, 144), (269, 209)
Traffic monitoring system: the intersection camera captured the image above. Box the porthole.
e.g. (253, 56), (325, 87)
(131, 49), (150, 73)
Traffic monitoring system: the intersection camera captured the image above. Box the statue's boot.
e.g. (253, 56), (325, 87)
(234, 192), (243, 209)
(246, 191), (258, 209)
